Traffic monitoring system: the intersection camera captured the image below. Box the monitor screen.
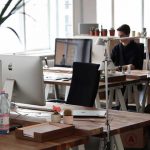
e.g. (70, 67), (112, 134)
(0, 55), (45, 106)
(54, 38), (92, 67)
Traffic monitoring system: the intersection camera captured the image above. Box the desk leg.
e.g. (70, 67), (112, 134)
(116, 89), (127, 111)
(124, 85), (133, 103)
(65, 86), (70, 101)
(70, 147), (79, 150)
(54, 85), (59, 99)
(141, 81), (149, 112)
(45, 84), (60, 100)
(108, 89), (115, 109)
(113, 134), (124, 150)
(95, 92), (101, 108)
(45, 84), (53, 100)
(127, 85), (133, 103)
(133, 85), (140, 112)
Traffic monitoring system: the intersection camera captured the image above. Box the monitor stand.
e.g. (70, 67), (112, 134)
(3, 79), (15, 101)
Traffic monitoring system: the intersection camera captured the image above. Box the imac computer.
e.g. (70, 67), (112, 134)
(54, 38), (92, 67)
(0, 55), (45, 106)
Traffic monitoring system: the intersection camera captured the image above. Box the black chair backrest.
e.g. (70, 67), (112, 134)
(137, 43), (144, 69)
(66, 62), (100, 107)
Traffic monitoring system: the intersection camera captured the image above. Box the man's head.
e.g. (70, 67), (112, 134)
(117, 24), (130, 45)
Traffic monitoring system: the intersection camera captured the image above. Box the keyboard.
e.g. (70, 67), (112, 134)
(60, 110), (106, 118)
(44, 72), (72, 81)
(48, 67), (73, 73)
(14, 102), (53, 112)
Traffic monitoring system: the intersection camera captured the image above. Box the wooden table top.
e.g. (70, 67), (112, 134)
(0, 131), (88, 150)
(3, 102), (150, 150)
(44, 71), (149, 88)
(10, 102), (150, 136)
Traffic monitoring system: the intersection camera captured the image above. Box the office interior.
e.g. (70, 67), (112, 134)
(1, 0), (150, 150)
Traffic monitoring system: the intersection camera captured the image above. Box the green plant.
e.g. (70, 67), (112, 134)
(0, 0), (27, 41)
(64, 109), (72, 116)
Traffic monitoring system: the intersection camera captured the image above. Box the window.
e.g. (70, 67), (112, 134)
(97, 0), (111, 29)
(144, 0), (150, 36)
(0, 0), (73, 53)
(0, 1), (24, 53)
(114, 0), (142, 32)
(25, 0), (49, 50)
(97, 0), (143, 35)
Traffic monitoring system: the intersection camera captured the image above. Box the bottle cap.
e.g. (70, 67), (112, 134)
(0, 90), (5, 94)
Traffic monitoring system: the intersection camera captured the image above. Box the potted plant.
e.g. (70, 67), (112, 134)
(109, 27), (115, 36)
(0, 0), (27, 41)
(63, 109), (73, 124)
(51, 105), (61, 123)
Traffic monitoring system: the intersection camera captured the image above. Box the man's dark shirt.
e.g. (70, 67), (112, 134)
(111, 40), (143, 69)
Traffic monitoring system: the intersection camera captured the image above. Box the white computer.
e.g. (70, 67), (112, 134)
(0, 55), (45, 106)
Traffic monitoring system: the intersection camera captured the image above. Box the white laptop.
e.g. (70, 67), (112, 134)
(61, 110), (106, 118)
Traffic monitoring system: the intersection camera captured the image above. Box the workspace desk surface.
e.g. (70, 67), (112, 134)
(1, 103), (150, 150)
(0, 131), (88, 150)
(44, 69), (150, 87)
(10, 103), (150, 136)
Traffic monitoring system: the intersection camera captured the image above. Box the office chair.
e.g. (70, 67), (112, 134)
(137, 43), (144, 70)
(47, 62), (100, 107)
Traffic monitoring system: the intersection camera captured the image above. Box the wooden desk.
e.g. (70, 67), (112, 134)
(44, 69), (150, 112)
(0, 132), (59, 150)
(0, 131), (88, 150)
(1, 108), (89, 150)
(5, 103), (150, 150)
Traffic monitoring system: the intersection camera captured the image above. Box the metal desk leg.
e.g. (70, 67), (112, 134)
(45, 84), (49, 100)
(123, 86), (128, 101)
(124, 85), (132, 104)
(45, 84), (53, 100)
(127, 85), (133, 103)
(116, 89), (127, 111)
(113, 134), (124, 150)
(108, 89), (115, 109)
(65, 86), (70, 101)
(95, 91), (101, 108)
(99, 138), (105, 150)
(133, 85), (140, 112)
(110, 136), (116, 150)
(54, 85), (59, 99)
(141, 81), (149, 112)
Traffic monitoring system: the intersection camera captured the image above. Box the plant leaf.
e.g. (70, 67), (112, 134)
(6, 0), (23, 17)
(0, 0), (13, 19)
(20, 12), (36, 22)
(6, 27), (21, 42)
(0, 0), (23, 26)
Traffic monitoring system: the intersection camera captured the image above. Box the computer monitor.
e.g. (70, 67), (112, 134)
(54, 38), (92, 67)
(0, 55), (45, 106)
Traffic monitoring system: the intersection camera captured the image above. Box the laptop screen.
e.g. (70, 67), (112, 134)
(54, 38), (92, 67)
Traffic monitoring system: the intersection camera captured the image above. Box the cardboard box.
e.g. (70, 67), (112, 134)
(121, 128), (145, 149)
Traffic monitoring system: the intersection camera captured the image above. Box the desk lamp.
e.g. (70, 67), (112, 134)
(96, 37), (114, 150)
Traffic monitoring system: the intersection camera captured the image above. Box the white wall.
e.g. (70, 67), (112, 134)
(73, 0), (105, 63)
(73, 0), (97, 35)
(82, 0), (97, 23)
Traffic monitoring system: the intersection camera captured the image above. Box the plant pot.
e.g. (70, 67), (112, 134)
(63, 116), (73, 124)
(51, 114), (61, 123)
(101, 29), (107, 36)
(109, 29), (115, 36)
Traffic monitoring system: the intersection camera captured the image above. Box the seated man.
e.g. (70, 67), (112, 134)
(111, 24), (143, 71)
(111, 24), (144, 110)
